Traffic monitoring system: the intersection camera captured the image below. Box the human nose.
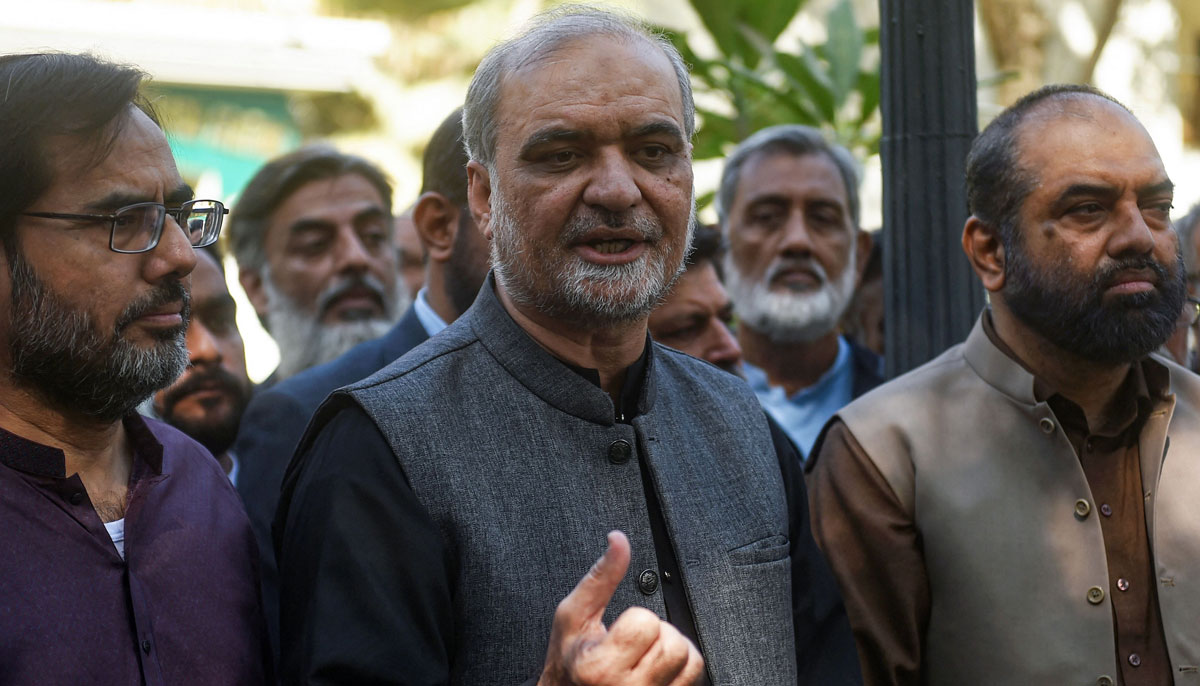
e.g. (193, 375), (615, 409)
(582, 149), (641, 213)
(1108, 201), (1156, 258)
(147, 213), (197, 282)
(702, 319), (743, 370)
(779, 209), (814, 257)
(333, 225), (371, 274)
(186, 319), (222, 366)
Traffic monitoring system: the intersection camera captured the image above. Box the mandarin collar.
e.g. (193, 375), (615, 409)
(0, 413), (163, 478)
(467, 272), (657, 425)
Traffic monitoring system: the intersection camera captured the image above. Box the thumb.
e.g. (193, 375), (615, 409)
(561, 530), (631, 625)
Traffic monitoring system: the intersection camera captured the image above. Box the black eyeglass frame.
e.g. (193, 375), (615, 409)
(22, 199), (227, 254)
(1188, 297), (1200, 327)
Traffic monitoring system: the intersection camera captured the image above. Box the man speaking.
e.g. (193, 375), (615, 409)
(276, 6), (857, 685)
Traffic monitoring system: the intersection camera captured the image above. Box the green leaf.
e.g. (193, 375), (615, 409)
(856, 70), (881, 127)
(825, 0), (863, 107)
(775, 49), (836, 121)
(688, 0), (806, 68)
(693, 110), (741, 160)
(728, 59), (823, 124)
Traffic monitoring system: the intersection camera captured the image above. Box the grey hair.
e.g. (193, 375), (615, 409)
(462, 4), (695, 172)
(716, 124), (861, 230)
(1175, 202), (1200, 276)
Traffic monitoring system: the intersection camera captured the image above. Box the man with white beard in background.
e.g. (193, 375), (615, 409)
(228, 145), (407, 385)
(719, 125), (882, 457)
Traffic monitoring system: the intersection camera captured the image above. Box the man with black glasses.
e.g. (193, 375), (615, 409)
(0, 53), (269, 684)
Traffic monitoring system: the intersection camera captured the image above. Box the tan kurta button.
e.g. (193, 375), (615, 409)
(1074, 499), (1091, 518)
(1087, 586), (1105, 604)
(1097, 677), (1114, 686)
(1039, 417), (1055, 433)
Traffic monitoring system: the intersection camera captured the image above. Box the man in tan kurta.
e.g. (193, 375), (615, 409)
(809, 84), (1200, 686)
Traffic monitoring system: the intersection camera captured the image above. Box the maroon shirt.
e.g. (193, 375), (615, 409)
(0, 414), (270, 685)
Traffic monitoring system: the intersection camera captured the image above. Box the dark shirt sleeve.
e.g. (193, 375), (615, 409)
(769, 414), (863, 685)
(275, 404), (455, 685)
(807, 419), (928, 686)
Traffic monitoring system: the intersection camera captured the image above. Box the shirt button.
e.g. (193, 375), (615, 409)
(1039, 417), (1055, 433)
(1087, 586), (1105, 604)
(1128, 653), (1141, 667)
(1074, 499), (1091, 519)
(1097, 676), (1114, 686)
(607, 439), (632, 465)
(1100, 503), (1113, 517)
(1085, 438), (1095, 452)
(141, 640), (151, 654)
(662, 570), (672, 582)
(638, 569), (659, 595)
(1117, 578), (1130, 592)
(69, 491), (84, 506)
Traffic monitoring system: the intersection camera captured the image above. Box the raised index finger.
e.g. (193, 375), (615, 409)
(557, 530), (631, 628)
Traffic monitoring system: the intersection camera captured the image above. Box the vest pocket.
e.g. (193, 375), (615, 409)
(727, 534), (790, 566)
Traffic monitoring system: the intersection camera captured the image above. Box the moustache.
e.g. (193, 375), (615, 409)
(560, 207), (664, 244)
(1096, 256), (1169, 292)
(766, 257), (828, 286)
(115, 280), (190, 332)
(162, 363), (249, 414)
(316, 274), (387, 315)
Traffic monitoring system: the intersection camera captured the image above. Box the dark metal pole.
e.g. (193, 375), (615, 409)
(879, 0), (984, 378)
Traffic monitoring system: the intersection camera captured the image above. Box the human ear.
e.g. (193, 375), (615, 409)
(238, 268), (271, 322)
(466, 161), (493, 241)
(413, 192), (457, 264)
(961, 216), (1006, 292)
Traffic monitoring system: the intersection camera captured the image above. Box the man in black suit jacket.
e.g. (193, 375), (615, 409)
(233, 108), (490, 656)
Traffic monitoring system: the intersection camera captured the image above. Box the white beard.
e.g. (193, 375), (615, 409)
(263, 275), (403, 382)
(725, 244), (857, 344)
(489, 181), (693, 325)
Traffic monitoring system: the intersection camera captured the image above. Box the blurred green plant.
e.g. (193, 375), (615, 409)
(660, 0), (881, 173)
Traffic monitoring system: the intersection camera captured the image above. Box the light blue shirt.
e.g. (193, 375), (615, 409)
(744, 336), (855, 459)
(413, 286), (449, 338)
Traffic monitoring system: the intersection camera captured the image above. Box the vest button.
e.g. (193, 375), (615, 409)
(1087, 586), (1105, 604)
(1074, 499), (1091, 519)
(638, 569), (659, 595)
(607, 440), (632, 465)
(1039, 417), (1055, 434)
(1096, 677), (1114, 686)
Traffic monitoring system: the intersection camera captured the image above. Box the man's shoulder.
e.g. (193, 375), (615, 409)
(339, 315), (484, 402)
(1151, 352), (1200, 406)
(653, 342), (753, 392)
(848, 340), (967, 403)
(267, 312), (429, 413)
(651, 343), (767, 421)
(141, 416), (238, 491)
(846, 337), (885, 396)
